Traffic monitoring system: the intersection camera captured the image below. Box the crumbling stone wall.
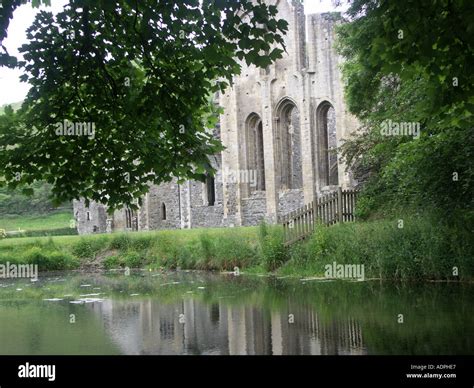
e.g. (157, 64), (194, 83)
(73, 200), (107, 234)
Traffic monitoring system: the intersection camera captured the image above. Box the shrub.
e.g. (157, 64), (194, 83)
(122, 250), (144, 268)
(108, 233), (133, 250)
(259, 226), (288, 271)
(71, 238), (106, 259)
(103, 254), (122, 269)
(22, 247), (51, 268)
(47, 251), (79, 270)
(20, 247), (76, 270)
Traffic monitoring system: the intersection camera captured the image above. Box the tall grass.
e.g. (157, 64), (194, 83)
(258, 222), (288, 271)
(0, 217), (471, 280)
(280, 215), (474, 280)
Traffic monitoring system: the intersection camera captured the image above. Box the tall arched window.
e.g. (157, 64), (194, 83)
(275, 99), (303, 190)
(161, 203), (167, 220)
(206, 175), (215, 206)
(125, 208), (137, 230)
(316, 101), (339, 187)
(245, 113), (266, 192)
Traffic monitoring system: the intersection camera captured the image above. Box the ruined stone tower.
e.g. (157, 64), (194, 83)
(73, 0), (359, 235)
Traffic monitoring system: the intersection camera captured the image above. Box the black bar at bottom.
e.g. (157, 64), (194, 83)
(0, 355), (472, 387)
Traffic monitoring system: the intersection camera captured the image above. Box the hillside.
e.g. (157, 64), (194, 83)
(0, 101), (22, 115)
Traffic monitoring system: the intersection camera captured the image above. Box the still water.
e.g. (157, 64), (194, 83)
(0, 271), (473, 355)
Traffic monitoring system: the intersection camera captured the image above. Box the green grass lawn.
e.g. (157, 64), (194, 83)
(0, 211), (72, 232)
(0, 225), (258, 248)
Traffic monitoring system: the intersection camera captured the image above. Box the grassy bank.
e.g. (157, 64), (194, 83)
(281, 216), (473, 280)
(0, 217), (472, 280)
(0, 211), (77, 238)
(0, 211), (72, 231)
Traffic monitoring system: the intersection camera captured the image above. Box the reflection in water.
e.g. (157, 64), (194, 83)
(0, 272), (473, 355)
(93, 298), (366, 355)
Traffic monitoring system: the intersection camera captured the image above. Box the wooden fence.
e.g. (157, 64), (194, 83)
(280, 187), (358, 246)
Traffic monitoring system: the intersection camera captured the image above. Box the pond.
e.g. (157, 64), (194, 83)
(0, 271), (473, 355)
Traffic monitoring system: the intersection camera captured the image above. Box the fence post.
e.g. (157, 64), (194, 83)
(337, 186), (343, 223)
(353, 191), (357, 221)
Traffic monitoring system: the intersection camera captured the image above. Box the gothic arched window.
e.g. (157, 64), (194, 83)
(275, 99), (303, 190)
(245, 113), (266, 192)
(316, 101), (339, 187)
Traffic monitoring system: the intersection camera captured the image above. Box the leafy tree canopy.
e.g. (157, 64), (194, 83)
(338, 0), (474, 129)
(0, 0), (288, 210)
(337, 0), (474, 222)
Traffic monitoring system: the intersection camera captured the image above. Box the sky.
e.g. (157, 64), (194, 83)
(0, 0), (349, 106)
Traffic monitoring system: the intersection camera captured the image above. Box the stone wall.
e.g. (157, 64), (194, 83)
(277, 189), (305, 217)
(241, 191), (267, 226)
(147, 182), (181, 230)
(186, 178), (225, 229)
(73, 200), (107, 234)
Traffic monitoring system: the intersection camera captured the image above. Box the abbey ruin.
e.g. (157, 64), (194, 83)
(74, 0), (358, 235)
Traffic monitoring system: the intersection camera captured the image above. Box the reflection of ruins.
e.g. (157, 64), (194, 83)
(89, 298), (366, 355)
